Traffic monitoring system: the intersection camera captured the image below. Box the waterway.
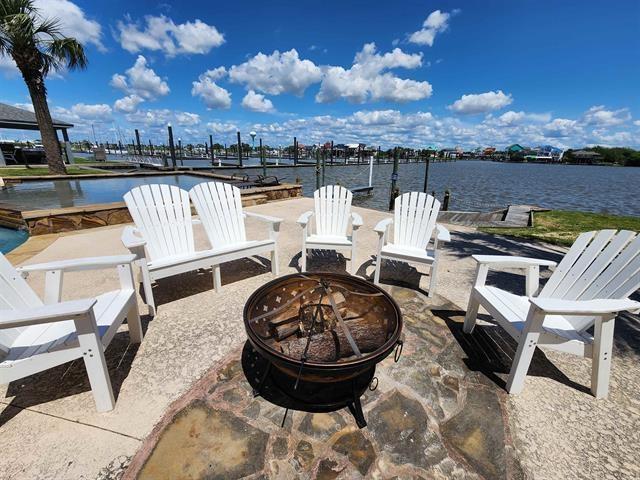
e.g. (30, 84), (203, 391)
(2, 160), (638, 254)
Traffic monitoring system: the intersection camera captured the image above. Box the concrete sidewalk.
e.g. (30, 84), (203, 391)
(1, 197), (638, 479)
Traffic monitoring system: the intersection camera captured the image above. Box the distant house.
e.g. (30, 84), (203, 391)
(507, 144), (525, 153)
(571, 150), (603, 164)
(440, 148), (459, 159)
(483, 147), (497, 156)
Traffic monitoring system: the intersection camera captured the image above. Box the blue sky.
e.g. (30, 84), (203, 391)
(1, 0), (638, 148)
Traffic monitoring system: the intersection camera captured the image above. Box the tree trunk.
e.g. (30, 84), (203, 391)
(25, 75), (67, 174)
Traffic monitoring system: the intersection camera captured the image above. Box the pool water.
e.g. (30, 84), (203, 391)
(0, 227), (27, 254)
(0, 174), (215, 210)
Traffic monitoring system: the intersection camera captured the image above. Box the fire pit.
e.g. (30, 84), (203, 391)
(242, 272), (403, 428)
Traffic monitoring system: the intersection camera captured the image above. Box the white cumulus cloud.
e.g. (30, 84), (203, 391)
(241, 90), (275, 112)
(191, 69), (232, 109)
(116, 14), (224, 57)
(13, 102), (35, 112)
(0, 55), (18, 76)
(175, 112), (201, 126)
(408, 9), (457, 47)
(542, 118), (580, 138)
(448, 90), (513, 115)
(53, 103), (112, 123)
(207, 121), (238, 134)
(582, 105), (631, 127)
(35, 0), (105, 51)
(316, 43), (432, 104)
(113, 94), (144, 113)
(489, 110), (551, 126)
(110, 56), (170, 101)
(229, 49), (322, 96)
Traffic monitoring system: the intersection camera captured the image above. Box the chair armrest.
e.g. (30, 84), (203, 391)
(374, 218), (393, 236)
(18, 254), (138, 274)
(244, 211), (283, 227)
(436, 224), (451, 242)
(121, 226), (146, 249)
(351, 212), (363, 229)
(529, 297), (640, 315)
(0, 298), (97, 329)
(297, 211), (314, 227)
(472, 255), (557, 269)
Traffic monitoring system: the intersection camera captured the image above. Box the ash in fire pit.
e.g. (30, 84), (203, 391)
(243, 273), (403, 428)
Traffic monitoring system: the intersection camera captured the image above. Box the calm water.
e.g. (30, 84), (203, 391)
(1, 161), (638, 254)
(0, 227), (28, 254)
(225, 160), (640, 216)
(0, 174), (214, 210)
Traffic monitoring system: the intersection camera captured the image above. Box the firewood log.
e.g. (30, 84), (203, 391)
(279, 318), (385, 361)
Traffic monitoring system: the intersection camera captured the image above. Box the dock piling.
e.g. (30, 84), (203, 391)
(237, 131), (243, 167)
(388, 147), (400, 211)
(135, 129), (142, 155)
(443, 190), (451, 211)
(167, 124), (177, 168)
(260, 138), (266, 176)
(423, 156), (430, 193)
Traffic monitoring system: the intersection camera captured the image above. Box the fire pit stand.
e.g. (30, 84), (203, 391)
(242, 341), (375, 427)
(242, 272), (403, 429)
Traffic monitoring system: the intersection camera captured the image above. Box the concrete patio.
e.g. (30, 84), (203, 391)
(1, 197), (638, 479)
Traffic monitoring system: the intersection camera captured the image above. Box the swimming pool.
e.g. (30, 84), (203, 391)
(0, 226), (27, 254)
(0, 174), (218, 210)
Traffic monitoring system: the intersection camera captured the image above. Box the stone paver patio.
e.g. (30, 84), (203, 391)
(124, 290), (523, 480)
(1, 197), (639, 480)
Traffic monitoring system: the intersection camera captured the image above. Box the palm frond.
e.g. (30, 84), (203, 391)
(46, 37), (87, 71)
(0, 0), (37, 18)
(1, 0), (88, 77)
(33, 16), (61, 38)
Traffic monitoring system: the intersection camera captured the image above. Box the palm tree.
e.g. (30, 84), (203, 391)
(0, 0), (87, 174)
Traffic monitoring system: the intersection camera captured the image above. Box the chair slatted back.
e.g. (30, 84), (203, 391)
(124, 184), (195, 261)
(314, 186), (353, 237)
(393, 192), (441, 249)
(189, 182), (246, 248)
(0, 253), (43, 354)
(540, 230), (640, 331)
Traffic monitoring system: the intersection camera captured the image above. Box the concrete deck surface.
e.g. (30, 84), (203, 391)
(1, 197), (638, 480)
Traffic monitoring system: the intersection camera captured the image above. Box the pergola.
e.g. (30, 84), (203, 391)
(0, 102), (74, 165)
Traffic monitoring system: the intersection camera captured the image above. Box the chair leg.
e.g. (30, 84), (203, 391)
(427, 260), (439, 298)
(374, 255), (382, 284)
(591, 316), (615, 399)
(271, 248), (279, 276)
(139, 263), (156, 316)
(75, 312), (115, 412)
(506, 308), (545, 394)
(213, 265), (222, 292)
(301, 248), (307, 272)
(84, 349), (116, 412)
(127, 298), (143, 344)
(350, 245), (357, 275)
(463, 292), (480, 333)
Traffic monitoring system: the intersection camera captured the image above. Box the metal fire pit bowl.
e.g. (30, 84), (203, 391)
(243, 272), (403, 384)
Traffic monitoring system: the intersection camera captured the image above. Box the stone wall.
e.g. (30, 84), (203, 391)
(13, 183), (302, 236)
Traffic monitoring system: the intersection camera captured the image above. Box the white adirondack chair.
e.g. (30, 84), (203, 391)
(297, 185), (363, 274)
(123, 184), (223, 316)
(464, 230), (640, 398)
(0, 252), (142, 412)
(189, 182), (282, 285)
(374, 192), (450, 296)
